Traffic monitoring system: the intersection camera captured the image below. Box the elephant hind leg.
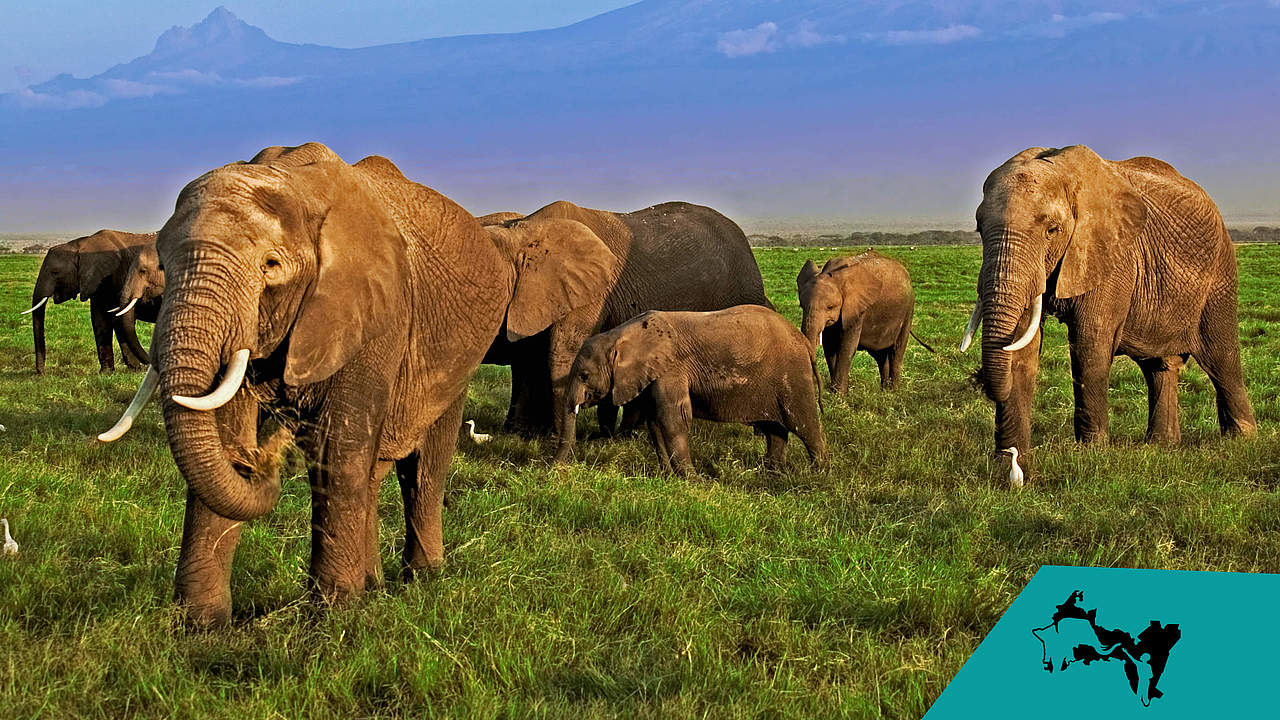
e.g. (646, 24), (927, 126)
(400, 390), (467, 580)
(1193, 303), (1257, 436)
(754, 421), (789, 472)
(1137, 355), (1183, 445)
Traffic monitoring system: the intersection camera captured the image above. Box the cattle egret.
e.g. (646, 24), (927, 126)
(465, 420), (491, 444)
(2, 519), (17, 556)
(1002, 447), (1025, 488)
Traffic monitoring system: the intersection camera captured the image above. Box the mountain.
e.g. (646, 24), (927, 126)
(1, 2), (1278, 232)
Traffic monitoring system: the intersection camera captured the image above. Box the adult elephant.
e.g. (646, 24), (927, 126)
(100, 142), (605, 625)
(492, 200), (772, 444)
(24, 230), (159, 373)
(962, 145), (1255, 478)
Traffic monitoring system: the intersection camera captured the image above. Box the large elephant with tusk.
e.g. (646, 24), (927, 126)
(99, 142), (601, 626)
(962, 146), (1256, 477)
(25, 230), (160, 373)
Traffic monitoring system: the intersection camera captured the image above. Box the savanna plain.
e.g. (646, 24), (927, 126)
(0, 244), (1277, 719)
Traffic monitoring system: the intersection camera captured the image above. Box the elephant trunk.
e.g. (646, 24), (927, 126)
(978, 232), (1044, 403)
(552, 378), (588, 463)
(30, 272), (54, 374)
(155, 290), (279, 522)
(800, 311), (824, 352)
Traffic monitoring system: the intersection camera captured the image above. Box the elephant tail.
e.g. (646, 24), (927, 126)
(810, 351), (824, 413)
(910, 330), (936, 354)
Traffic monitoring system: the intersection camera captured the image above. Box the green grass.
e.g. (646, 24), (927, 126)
(1, 246), (1278, 718)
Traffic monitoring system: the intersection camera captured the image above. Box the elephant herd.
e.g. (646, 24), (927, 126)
(18, 142), (1257, 625)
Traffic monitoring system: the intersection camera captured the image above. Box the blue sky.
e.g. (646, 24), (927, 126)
(0, 1), (631, 92)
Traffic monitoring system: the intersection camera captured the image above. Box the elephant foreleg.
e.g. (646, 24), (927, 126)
(399, 389), (466, 580)
(993, 335), (1041, 464)
(651, 380), (693, 476)
(831, 321), (861, 394)
(89, 298), (116, 372)
(1138, 355), (1183, 445)
(1067, 327), (1115, 444)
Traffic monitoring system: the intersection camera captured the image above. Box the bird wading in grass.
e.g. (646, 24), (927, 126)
(2, 519), (18, 556)
(465, 420), (492, 444)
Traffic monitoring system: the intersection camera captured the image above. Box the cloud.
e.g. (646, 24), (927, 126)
(873, 25), (982, 46)
(717, 22), (779, 58)
(1018, 12), (1126, 38)
(10, 70), (301, 109)
(788, 20), (845, 48)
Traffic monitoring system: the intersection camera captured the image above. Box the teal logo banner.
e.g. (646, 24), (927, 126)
(927, 566), (1280, 718)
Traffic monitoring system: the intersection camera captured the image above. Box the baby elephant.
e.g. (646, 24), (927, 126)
(554, 306), (827, 475)
(797, 251), (930, 392)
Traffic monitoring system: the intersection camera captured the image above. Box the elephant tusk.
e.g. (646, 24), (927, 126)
(172, 349), (250, 411)
(959, 300), (982, 352)
(1003, 294), (1043, 352)
(572, 404), (580, 415)
(98, 366), (160, 442)
(113, 298), (139, 317)
(20, 296), (50, 315)
(107, 306), (120, 313)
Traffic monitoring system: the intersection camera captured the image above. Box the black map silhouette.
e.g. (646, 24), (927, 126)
(1031, 591), (1181, 707)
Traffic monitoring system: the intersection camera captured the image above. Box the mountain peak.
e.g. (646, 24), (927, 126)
(152, 7), (273, 59)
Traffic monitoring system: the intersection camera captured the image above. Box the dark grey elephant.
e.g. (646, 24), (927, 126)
(963, 145), (1256, 480)
(99, 142), (611, 626)
(25, 230), (159, 373)
(488, 200), (773, 449)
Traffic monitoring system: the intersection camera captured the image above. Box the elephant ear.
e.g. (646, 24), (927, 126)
(77, 247), (116, 300)
(796, 259), (819, 298)
(835, 266), (879, 325)
(610, 314), (676, 406)
(1055, 149), (1148, 298)
(503, 219), (617, 341)
(284, 166), (409, 386)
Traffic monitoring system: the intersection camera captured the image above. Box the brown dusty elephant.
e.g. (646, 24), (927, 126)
(98, 142), (603, 625)
(24, 230), (160, 373)
(963, 145), (1256, 479)
(490, 200), (773, 447)
(117, 243), (165, 314)
(797, 251), (932, 392)
(555, 306), (827, 474)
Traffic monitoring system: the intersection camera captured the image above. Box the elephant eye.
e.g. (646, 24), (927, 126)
(1046, 224), (1061, 235)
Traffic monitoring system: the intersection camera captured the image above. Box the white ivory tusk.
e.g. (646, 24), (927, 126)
(98, 367), (160, 442)
(20, 296), (50, 315)
(573, 404), (580, 415)
(959, 300), (982, 352)
(1003, 294), (1043, 352)
(107, 306), (120, 314)
(172, 349), (250, 411)
(113, 298), (139, 317)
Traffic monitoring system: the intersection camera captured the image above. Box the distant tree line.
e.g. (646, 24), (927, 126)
(749, 226), (1280, 247)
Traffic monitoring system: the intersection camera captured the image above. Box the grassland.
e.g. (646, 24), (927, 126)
(0, 246), (1277, 719)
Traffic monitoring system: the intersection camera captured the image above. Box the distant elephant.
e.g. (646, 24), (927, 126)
(493, 200), (772, 446)
(963, 145), (1256, 473)
(99, 142), (598, 625)
(25, 230), (160, 373)
(555, 306), (826, 474)
(117, 243), (165, 314)
(797, 251), (931, 392)
(476, 211), (525, 226)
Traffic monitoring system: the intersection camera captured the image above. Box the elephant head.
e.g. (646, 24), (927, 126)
(555, 312), (677, 462)
(484, 217), (617, 342)
(26, 235), (125, 373)
(796, 259), (847, 350)
(109, 143), (409, 521)
(969, 146), (1147, 405)
(117, 244), (165, 315)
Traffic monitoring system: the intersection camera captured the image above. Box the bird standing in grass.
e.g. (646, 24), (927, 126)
(465, 420), (491, 444)
(1002, 447), (1025, 488)
(2, 519), (17, 556)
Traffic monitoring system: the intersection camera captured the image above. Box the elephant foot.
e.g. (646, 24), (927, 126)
(400, 556), (444, 583)
(176, 589), (233, 629)
(1225, 419), (1258, 438)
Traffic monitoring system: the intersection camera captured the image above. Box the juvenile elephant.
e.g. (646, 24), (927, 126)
(797, 251), (931, 392)
(117, 243), (165, 314)
(25, 230), (160, 373)
(963, 145), (1256, 475)
(493, 200), (772, 444)
(99, 142), (598, 625)
(555, 306), (827, 475)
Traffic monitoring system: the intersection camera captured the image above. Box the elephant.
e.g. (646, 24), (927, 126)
(963, 145), (1256, 476)
(489, 199), (772, 447)
(25, 230), (160, 373)
(117, 243), (165, 314)
(555, 306), (827, 475)
(99, 142), (606, 625)
(797, 251), (932, 392)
